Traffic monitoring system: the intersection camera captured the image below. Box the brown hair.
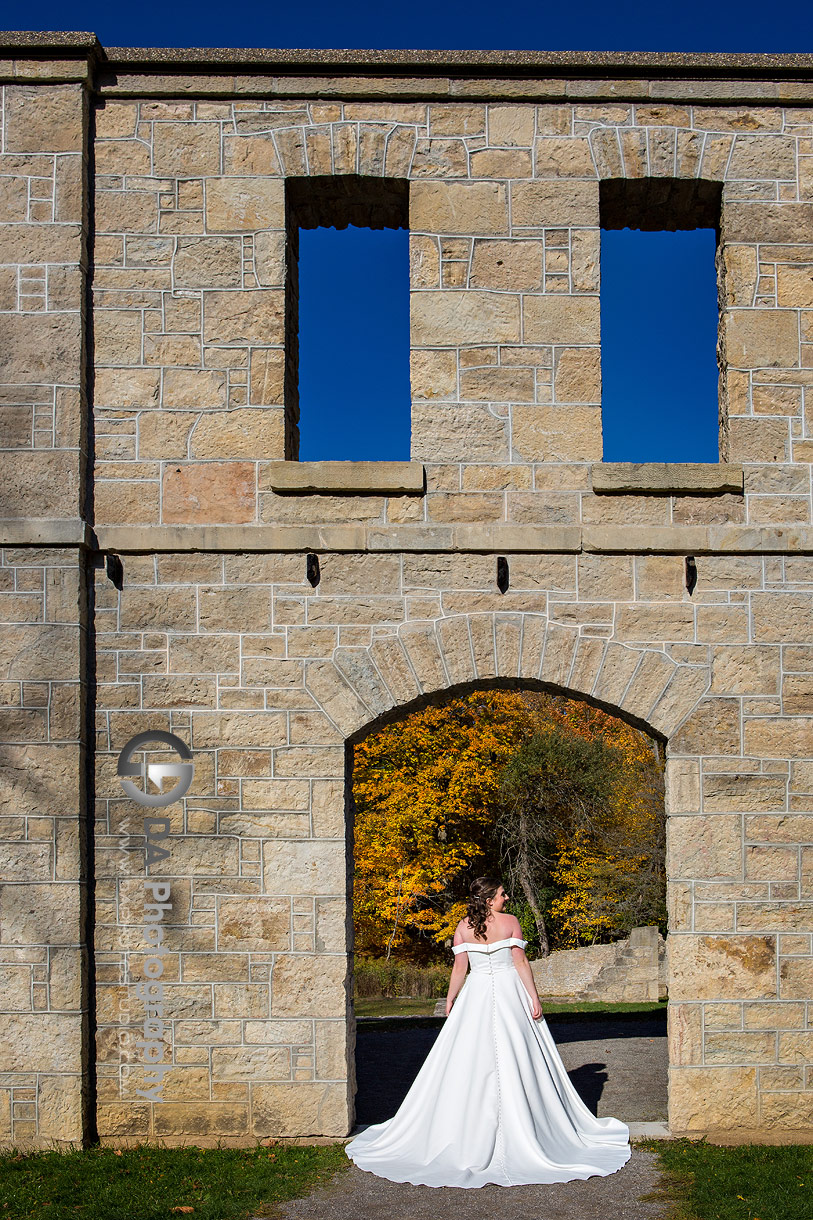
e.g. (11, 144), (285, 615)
(466, 875), (502, 941)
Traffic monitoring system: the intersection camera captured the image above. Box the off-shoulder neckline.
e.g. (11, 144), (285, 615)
(452, 936), (527, 954)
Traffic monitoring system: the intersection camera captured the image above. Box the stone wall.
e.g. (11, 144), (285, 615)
(530, 926), (667, 1002)
(2, 39), (813, 1147)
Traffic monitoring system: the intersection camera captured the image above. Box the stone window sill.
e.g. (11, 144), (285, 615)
(591, 462), (744, 496)
(264, 461), (425, 494)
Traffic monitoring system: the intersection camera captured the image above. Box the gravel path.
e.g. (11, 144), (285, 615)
(266, 1146), (675, 1220)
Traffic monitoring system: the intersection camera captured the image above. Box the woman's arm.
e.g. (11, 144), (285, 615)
(511, 947), (543, 1020)
(445, 956), (469, 1017)
(505, 915), (543, 1019)
(445, 924), (469, 1016)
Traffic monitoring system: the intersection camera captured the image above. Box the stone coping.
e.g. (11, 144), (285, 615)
(265, 461), (425, 495)
(4, 519), (813, 555)
(591, 463), (744, 496)
(4, 35), (813, 76)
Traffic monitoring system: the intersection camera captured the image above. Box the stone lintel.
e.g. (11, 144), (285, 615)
(583, 526), (711, 553)
(86, 522), (813, 554)
(264, 461), (425, 495)
(0, 518), (91, 546)
(591, 463), (744, 496)
(454, 524), (581, 553)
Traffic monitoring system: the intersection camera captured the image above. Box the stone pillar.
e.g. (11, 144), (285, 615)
(0, 47), (95, 1147)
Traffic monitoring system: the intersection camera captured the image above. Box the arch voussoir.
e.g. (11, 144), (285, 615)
(398, 621), (448, 695)
(303, 658), (373, 738)
(368, 633), (422, 706)
(495, 612), (523, 678)
(437, 615), (477, 687)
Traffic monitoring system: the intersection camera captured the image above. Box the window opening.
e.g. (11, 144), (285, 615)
(599, 178), (722, 464)
(285, 175), (410, 462)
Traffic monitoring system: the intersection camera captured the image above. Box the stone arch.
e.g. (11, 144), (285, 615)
(304, 612), (710, 754)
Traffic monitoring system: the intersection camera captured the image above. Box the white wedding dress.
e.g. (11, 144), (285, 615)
(345, 937), (632, 1188)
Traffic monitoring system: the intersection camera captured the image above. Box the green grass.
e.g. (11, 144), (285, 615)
(639, 1137), (813, 1220)
(0, 1140), (351, 1220)
(355, 996), (668, 1018)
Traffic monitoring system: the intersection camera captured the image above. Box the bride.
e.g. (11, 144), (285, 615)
(345, 875), (632, 1188)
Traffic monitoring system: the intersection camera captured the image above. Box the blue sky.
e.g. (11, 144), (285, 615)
(7, 2), (811, 462)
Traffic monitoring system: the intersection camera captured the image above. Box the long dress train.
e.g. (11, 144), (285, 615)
(345, 937), (632, 1188)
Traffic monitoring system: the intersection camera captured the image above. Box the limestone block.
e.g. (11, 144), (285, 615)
(399, 622), (447, 692)
(554, 347), (601, 402)
(669, 934), (776, 1001)
(153, 1102), (249, 1136)
(523, 297), (600, 345)
(368, 635), (422, 705)
(36, 1073), (83, 1144)
(760, 1092), (813, 1129)
(211, 1045), (289, 1080)
(736, 903), (812, 932)
(752, 593), (813, 643)
(568, 635), (606, 695)
(1, 618), (79, 684)
(191, 409), (284, 459)
(410, 349), (457, 399)
(217, 898), (291, 952)
(0, 1014), (82, 1072)
(252, 1082), (348, 1137)
(510, 180), (598, 226)
(436, 615), (477, 687)
(704, 1030), (776, 1063)
(304, 659), (371, 736)
(262, 839), (346, 898)
(593, 643), (642, 706)
(460, 366), (535, 401)
(162, 462), (256, 525)
(205, 178), (284, 231)
(332, 647), (394, 718)
(671, 699), (741, 756)
(668, 1003), (703, 1065)
(744, 718), (813, 756)
(203, 290), (284, 344)
(153, 121), (221, 176)
(667, 814), (742, 880)
(410, 181), (508, 234)
(621, 650), (675, 723)
(270, 954), (347, 1017)
(411, 290), (520, 346)
(723, 309), (799, 369)
(668, 1063), (756, 1137)
(512, 405), (602, 462)
(704, 775), (786, 813)
(0, 745), (81, 816)
(469, 240), (544, 291)
(540, 622), (578, 688)
(173, 236), (243, 288)
(776, 265), (813, 308)
(614, 604), (695, 646)
(254, 230), (285, 286)
(412, 403), (509, 462)
(779, 956), (813, 999)
(495, 613), (522, 677)
(711, 646), (780, 695)
(248, 349), (285, 405)
(468, 613), (497, 679)
(727, 135), (797, 181)
(0, 313), (82, 386)
(5, 84), (83, 152)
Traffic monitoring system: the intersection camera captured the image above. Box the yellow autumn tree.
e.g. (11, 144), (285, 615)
(352, 687), (665, 959)
(351, 690), (530, 958)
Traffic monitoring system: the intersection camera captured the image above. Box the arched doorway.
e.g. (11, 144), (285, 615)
(344, 677), (669, 1132)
